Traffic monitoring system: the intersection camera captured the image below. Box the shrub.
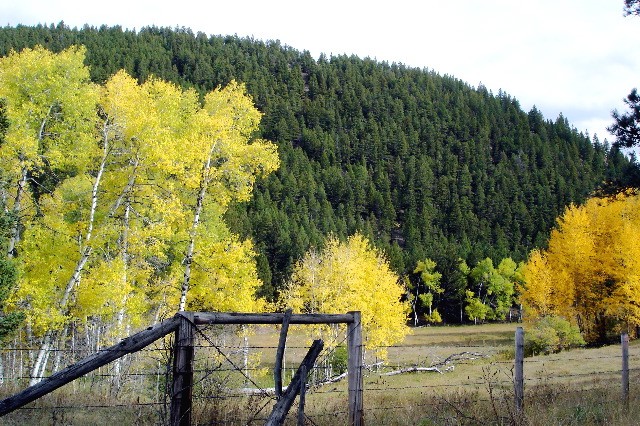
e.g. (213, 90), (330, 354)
(525, 316), (585, 356)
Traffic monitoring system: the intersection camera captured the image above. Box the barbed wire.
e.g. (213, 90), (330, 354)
(1, 323), (637, 424)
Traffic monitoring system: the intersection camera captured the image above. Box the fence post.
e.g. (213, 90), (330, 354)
(347, 311), (363, 426)
(266, 339), (324, 425)
(298, 364), (307, 426)
(171, 311), (195, 426)
(275, 308), (292, 399)
(622, 333), (629, 405)
(514, 326), (524, 416)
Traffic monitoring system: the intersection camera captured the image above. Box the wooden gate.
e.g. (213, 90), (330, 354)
(0, 311), (363, 425)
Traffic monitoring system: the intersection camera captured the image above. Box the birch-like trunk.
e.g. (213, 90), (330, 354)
(6, 165), (28, 258)
(179, 141), (217, 311)
(59, 126), (109, 309)
(30, 122), (110, 385)
(9, 109), (53, 258)
(52, 325), (69, 374)
(113, 202), (131, 393)
(0, 350), (4, 385)
(29, 332), (52, 386)
(242, 325), (249, 386)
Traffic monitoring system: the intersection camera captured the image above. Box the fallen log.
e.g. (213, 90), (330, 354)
(383, 366), (450, 376)
(381, 351), (488, 376)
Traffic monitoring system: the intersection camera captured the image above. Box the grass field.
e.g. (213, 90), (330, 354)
(2, 322), (639, 424)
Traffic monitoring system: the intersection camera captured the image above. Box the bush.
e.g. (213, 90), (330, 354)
(525, 316), (585, 356)
(329, 345), (348, 375)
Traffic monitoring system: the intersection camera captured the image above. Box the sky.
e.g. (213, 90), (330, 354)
(2, 0), (639, 144)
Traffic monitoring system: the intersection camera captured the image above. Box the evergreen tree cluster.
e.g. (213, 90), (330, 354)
(0, 23), (631, 302)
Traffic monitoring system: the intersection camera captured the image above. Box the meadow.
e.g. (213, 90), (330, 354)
(1, 322), (638, 425)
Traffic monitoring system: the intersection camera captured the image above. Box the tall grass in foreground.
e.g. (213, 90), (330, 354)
(1, 377), (637, 425)
(1, 323), (638, 424)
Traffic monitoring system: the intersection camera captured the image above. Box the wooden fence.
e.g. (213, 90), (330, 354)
(511, 326), (632, 413)
(0, 311), (364, 426)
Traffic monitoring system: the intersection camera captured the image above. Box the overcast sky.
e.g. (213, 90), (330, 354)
(3, 0), (639, 143)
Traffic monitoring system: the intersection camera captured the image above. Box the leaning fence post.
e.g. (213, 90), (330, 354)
(514, 326), (524, 416)
(297, 364), (307, 426)
(622, 333), (629, 405)
(266, 339), (323, 425)
(171, 311), (195, 426)
(347, 311), (363, 426)
(275, 308), (292, 399)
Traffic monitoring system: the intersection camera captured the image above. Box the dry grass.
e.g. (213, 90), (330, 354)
(3, 322), (640, 424)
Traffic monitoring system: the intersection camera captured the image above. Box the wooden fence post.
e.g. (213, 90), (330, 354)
(275, 308), (292, 399)
(514, 326), (524, 416)
(266, 339), (324, 425)
(171, 311), (195, 426)
(297, 364), (307, 426)
(347, 311), (363, 426)
(622, 333), (629, 405)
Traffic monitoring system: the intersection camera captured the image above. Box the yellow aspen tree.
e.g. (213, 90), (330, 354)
(0, 46), (100, 383)
(2, 47), (279, 384)
(521, 193), (640, 343)
(70, 73), (169, 340)
(9, 69), (191, 380)
(166, 81), (279, 313)
(0, 45), (98, 258)
(282, 233), (410, 359)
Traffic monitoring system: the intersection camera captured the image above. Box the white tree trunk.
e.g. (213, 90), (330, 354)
(113, 202), (131, 390)
(243, 326), (249, 386)
(179, 141), (217, 311)
(29, 331), (52, 386)
(30, 126), (111, 386)
(8, 110), (53, 258)
(6, 165), (28, 258)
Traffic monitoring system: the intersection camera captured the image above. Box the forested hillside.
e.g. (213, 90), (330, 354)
(0, 23), (631, 306)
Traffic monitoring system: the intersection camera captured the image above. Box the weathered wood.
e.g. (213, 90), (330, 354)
(382, 351), (487, 376)
(0, 316), (180, 417)
(514, 327), (524, 415)
(193, 312), (355, 325)
(297, 364), (307, 426)
(266, 339), (324, 426)
(347, 311), (363, 426)
(382, 366), (447, 375)
(622, 333), (629, 404)
(275, 308), (292, 399)
(170, 312), (195, 426)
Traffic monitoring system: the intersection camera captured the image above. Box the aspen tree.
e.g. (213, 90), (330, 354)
(282, 233), (410, 358)
(412, 259), (443, 323)
(521, 193), (640, 343)
(1, 48), (279, 382)
(170, 81), (279, 312)
(0, 45), (98, 258)
(0, 46), (100, 383)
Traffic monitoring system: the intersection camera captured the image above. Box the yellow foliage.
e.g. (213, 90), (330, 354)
(521, 193), (640, 342)
(2, 47), (279, 340)
(282, 233), (410, 359)
(0, 45), (98, 175)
